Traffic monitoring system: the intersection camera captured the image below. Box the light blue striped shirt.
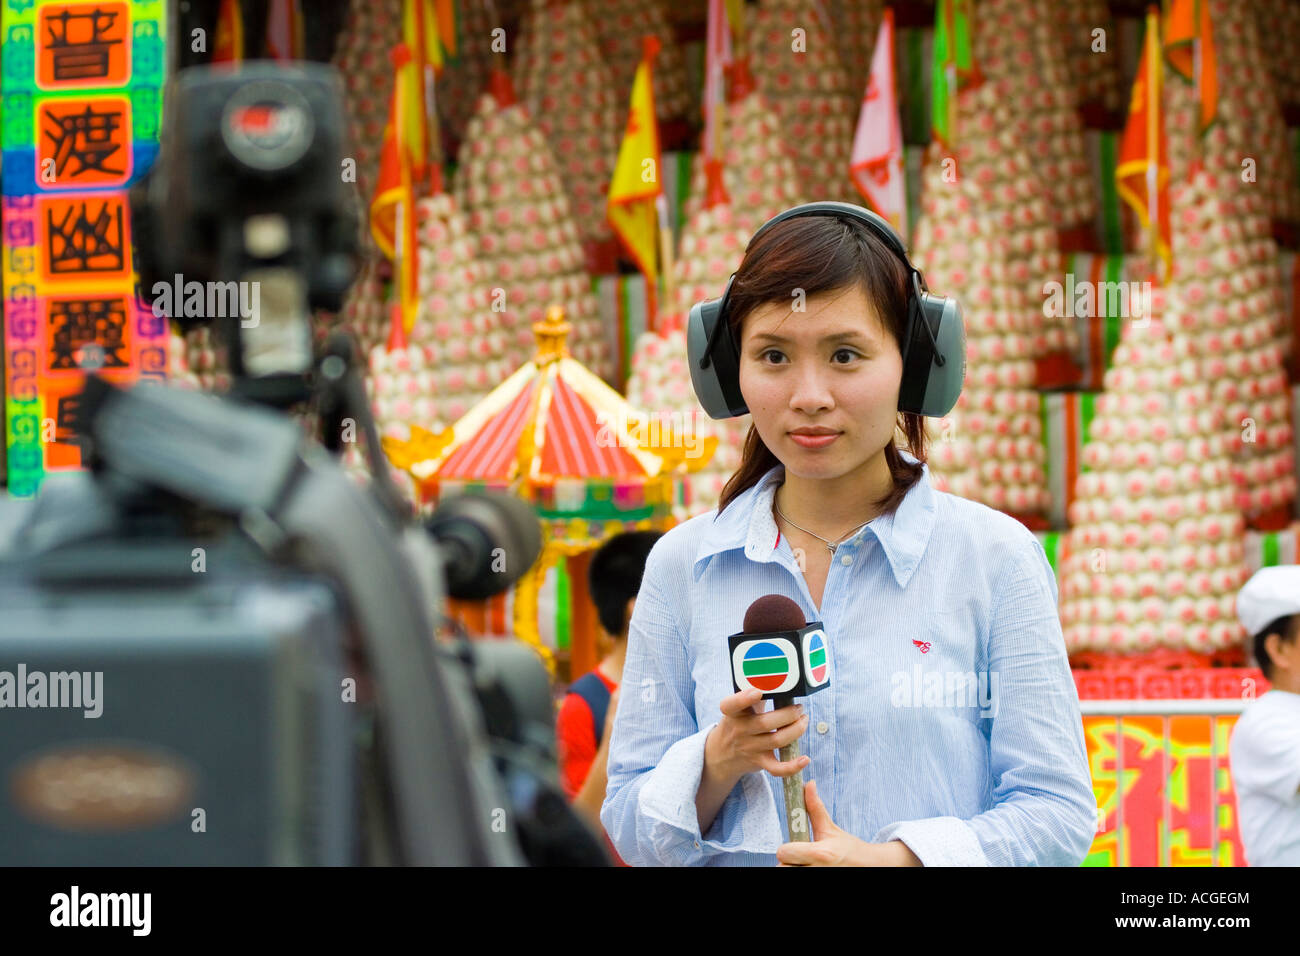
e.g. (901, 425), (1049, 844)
(600, 452), (1096, 866)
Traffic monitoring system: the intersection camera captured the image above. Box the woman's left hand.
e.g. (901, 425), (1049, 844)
(776, 780), (923, 866)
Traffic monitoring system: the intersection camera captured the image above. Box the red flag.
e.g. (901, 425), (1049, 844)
(212, 0), (244, 64)
(266, 0), (304, 62)
(1117, 8), (1171, 279)
(1164, 0), (1217, 133)
(850, 8), (907, 237)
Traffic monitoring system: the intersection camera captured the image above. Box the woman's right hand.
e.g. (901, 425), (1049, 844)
(704, 687), (810, 782)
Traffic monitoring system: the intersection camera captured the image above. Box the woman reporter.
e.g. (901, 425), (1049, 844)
(600, 203), (1096, 866)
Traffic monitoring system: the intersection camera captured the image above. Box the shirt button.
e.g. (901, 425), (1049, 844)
(840, 555), (852, 565)
(816, 721), (829, 734)
(694, 840), (701, 849)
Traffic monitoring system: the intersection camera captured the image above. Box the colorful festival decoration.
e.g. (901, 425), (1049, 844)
(919, 65), (1075, 372)
(1199, 0), (1300, 230)
(626, 171), (750, 519)
(3, 0), (167, 496)
(367, 189), (510, 444)
(512, 0), (620, 259)
(972, 0), (1096, 248)
(1164, 169), (1295, 531)
(930, 0), (976, 151)
(1055, 0), (1123, 124)
(452, 70), (614, 383)
(828, 0), (884, 108)
(1082, 712), (1249, 866)
(913, 139), (1051, 520)
(332, 0), (402, 213)
(1056, 285), (1253, 660)
(679, 55), (805, 240)
(383, 304), (713, 682)
(747, 0), (857, 205)
(582, 0), (690, 135)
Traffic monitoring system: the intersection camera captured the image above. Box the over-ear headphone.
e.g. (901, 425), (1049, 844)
(686, 201), (965, 420)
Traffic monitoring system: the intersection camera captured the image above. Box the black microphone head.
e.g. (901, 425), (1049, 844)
(743, 594), (805, 634)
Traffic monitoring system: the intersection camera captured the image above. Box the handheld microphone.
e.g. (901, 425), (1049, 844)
(728, 595), (831, 844)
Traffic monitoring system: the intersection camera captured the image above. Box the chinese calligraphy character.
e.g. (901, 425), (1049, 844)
(45, 198), (127, 274)
(42, 101), (126, 180)
(53, 392), (91, 458)
(43, 6), (123, 82)
(48, 296), (129, 370)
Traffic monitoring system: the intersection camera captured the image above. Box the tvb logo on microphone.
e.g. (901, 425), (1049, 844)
(729, 624), (831, 700)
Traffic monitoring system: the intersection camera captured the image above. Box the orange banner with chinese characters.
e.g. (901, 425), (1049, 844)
(4, 1), (168, 495)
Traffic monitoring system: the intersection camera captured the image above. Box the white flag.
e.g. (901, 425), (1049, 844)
(849, 8), (907, 237)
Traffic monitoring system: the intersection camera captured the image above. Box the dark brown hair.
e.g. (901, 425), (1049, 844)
(715, 214), (929, 518)
(1255, 615), (1299, 682)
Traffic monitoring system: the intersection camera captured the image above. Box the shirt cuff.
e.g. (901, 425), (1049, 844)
(871, 816), (990, 867)
(639, 721), (783, 862)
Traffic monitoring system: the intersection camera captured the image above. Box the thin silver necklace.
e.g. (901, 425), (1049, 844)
(773, 494), (875, 555)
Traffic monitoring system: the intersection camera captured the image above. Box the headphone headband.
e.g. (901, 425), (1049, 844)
(746, 200), (912, 267)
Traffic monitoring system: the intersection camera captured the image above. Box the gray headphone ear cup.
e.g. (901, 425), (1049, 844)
(911, 293), (965, 418)
(687, 299), (749, 419)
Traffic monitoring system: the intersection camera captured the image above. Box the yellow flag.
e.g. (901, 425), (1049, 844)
(370, 44), (423, 334)
(607, 36), (662, 281)
(404, 0), (442, 72)
(724, 0), (744, 33)
(400, 0), (439, 182)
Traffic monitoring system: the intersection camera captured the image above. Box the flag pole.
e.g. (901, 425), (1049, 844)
(393, 196), (407, 341)
(1145, 6), (1161, 284)
(1192, 0), (1202, 138)
(656, 193), (674, 333)
(945, 1), (957, 149)
(427, 62), (443, 192)
(1192, 10), (1201, 106)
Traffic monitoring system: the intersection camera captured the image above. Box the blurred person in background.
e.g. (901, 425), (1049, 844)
(557, 530), (663, 865)
(1231, 565), (1300, 866)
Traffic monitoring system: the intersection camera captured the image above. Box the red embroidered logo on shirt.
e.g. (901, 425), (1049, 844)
(912, 640), (931, 654)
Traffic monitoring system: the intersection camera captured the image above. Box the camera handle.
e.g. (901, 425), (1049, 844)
(313, 330), (412, 525)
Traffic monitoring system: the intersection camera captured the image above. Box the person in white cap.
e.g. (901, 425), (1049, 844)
(1230, 565), (1300, 866)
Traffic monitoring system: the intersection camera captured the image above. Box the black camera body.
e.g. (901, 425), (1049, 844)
(0, 543), (356, 865)
(131, 62), (360, 323)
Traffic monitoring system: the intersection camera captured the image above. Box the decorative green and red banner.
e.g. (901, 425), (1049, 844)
(3, 0), (166, 496)
(1083, 713), (1247, 866)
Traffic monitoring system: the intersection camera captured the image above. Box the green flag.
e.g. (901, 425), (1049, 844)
(931, 0), (975, 148)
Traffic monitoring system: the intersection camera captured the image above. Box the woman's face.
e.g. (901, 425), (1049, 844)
(737, 282), (903, 480)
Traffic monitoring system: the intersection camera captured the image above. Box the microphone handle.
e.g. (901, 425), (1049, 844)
(774, 693), (810, 843)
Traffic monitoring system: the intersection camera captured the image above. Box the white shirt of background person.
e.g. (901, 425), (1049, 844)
(1231, 565), (1300, 866)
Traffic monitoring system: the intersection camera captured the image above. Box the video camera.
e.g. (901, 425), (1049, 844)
(0, 63), (608, 866)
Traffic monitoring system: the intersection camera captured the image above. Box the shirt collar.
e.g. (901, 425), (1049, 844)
(693, 450), (937, 590)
